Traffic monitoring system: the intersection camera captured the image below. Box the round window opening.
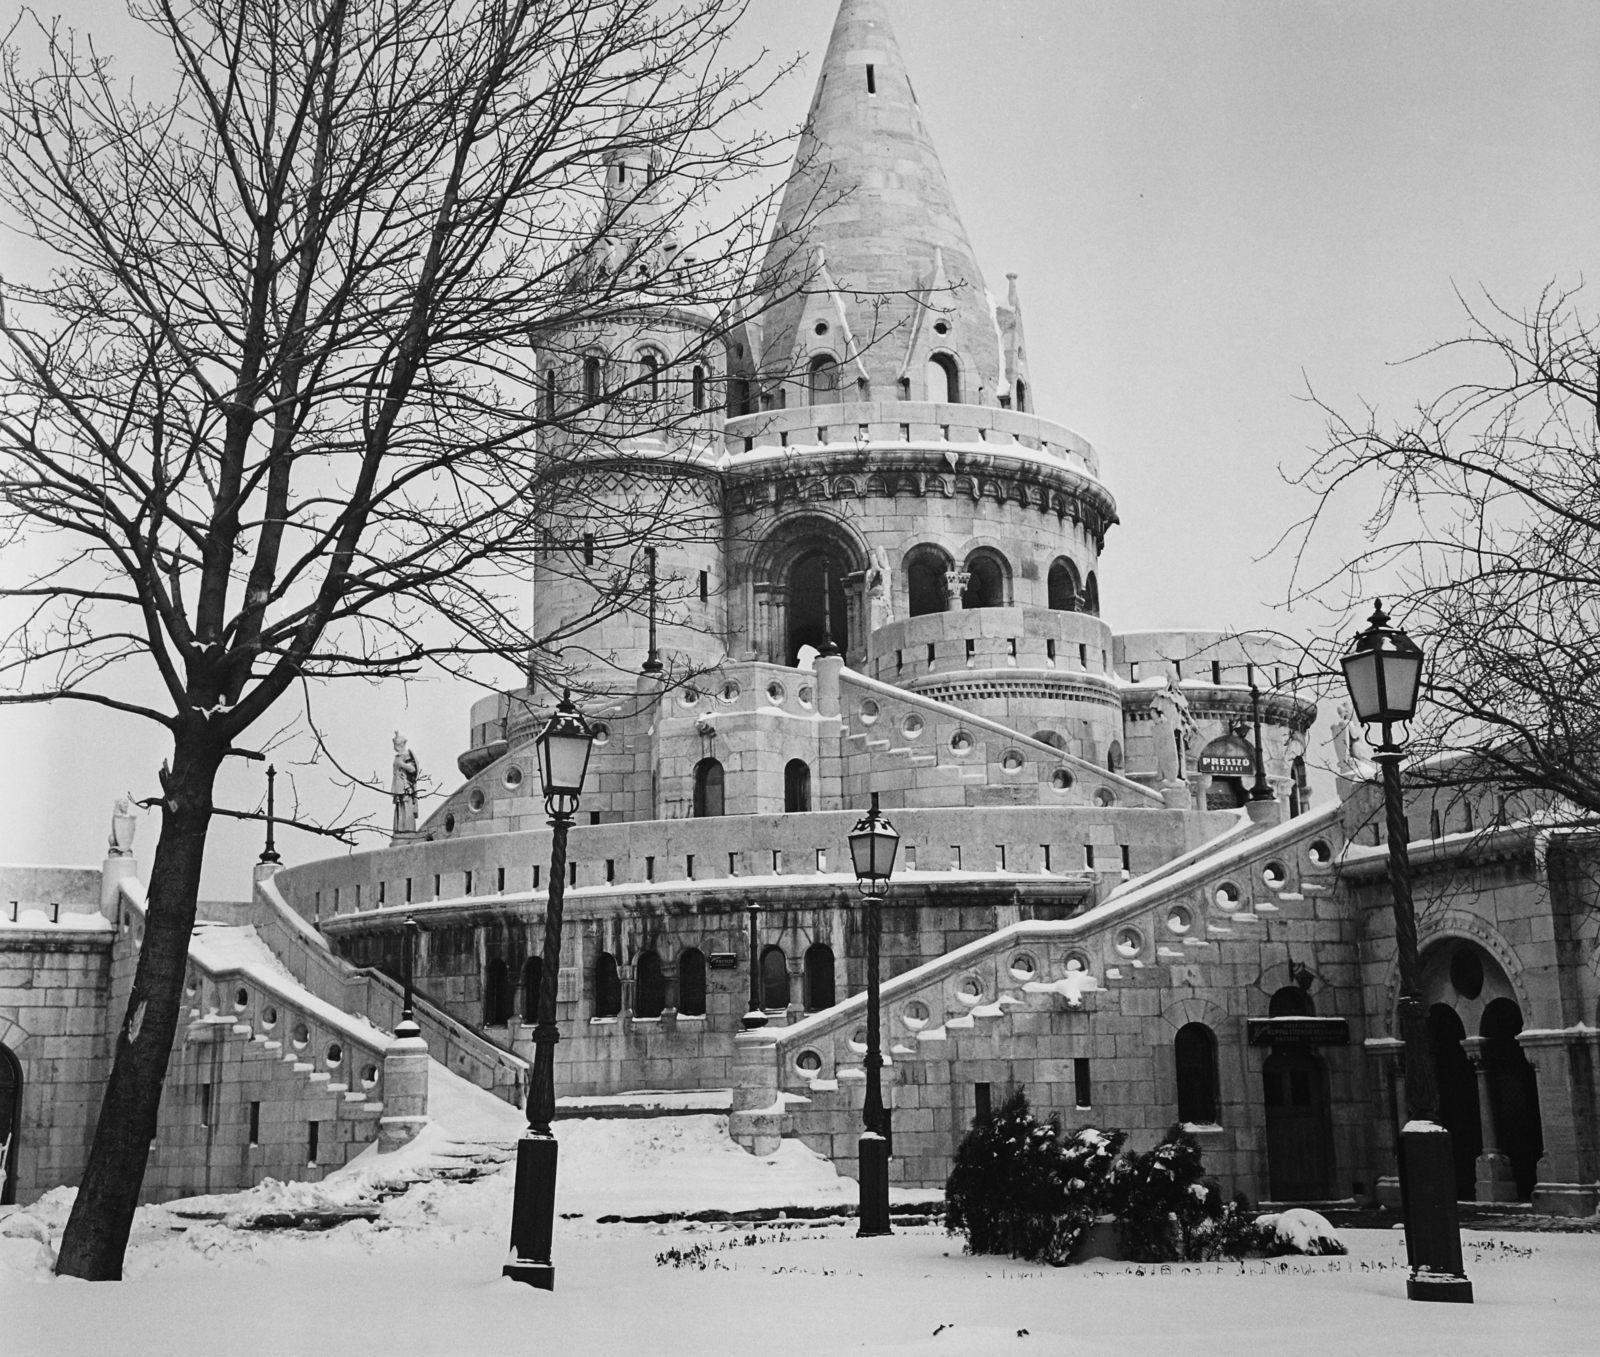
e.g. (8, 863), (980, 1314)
(849, 1028), (868, 1050)
(1001, 749), (1025, 772)
(261, 1005), (278, 1027)
(678, 688), (702, 709)
(796, 1049), (824, 1072)
(184, 975), (199, 998)
(1307, 839), (1333, 867)
(234, 986), (249, 1010)
(797, 686), (814, 708)
(859, 699), (880, 726)
(468, 788), (486, 812)
(591, 723), (611, 746)
(444, 813), (456, 834)
(1093, 788), (1116, 807)
(956, 976), (983, 1001)
(1166, 905), (1193, 935)
(1450, 944), (1485, 1000)
(933, 320), (950, 335)
(1114, 927), (1143, 959)
(361, 1064), (380, 1089)
(326, 1042), (343, 1068)
(503, 765), (524, 790)
(1051, 768), (1074, 791)
(719, 681), (740, 704)
(902, 714), (925, 739)
(1009, 953), (1037, 979)
(292, 1021), (309, 1049)
(901, 1000), (930, 1030)
(950, 731), (974, 755)
(1262, 861), (1288, 890)
(766, 681), (786, 705)
(1214, 881), (1242, 911)
(1063, 951), (1091, 974)
(814, 321), (829, 336)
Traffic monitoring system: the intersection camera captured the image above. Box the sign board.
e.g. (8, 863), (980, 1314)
(708, 952), (739, 971)
(1247, 1016), (1350, 1047)
(1197, 734), (1256, 777)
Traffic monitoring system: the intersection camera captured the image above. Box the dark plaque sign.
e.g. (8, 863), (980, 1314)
(1197, 734), (1256, 777)
(708, 952), (739, 971)
(1247, 1016), (1350, 1047)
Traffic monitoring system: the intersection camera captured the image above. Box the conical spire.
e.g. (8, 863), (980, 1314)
(756, 0), (1001, 405)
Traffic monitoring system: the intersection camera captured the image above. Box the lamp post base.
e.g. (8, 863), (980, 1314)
(502, 1260), (555, 1291)
(504, 1133), (559, 1290)
(1406, 1272), (1474, 1304)
(857, 1132), (892, 1237)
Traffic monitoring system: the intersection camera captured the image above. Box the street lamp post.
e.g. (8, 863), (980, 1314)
(847, 792), (899, 1237)
(399, 916), (420, 1036)
(743, 904), (767, 1030)
(1247, 686), (1274, 803)
(504, 690), (596, 1291)
(1340, 601), (1472, 1304)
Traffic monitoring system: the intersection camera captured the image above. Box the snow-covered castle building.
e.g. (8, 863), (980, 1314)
(3, 0), (1596, 1219)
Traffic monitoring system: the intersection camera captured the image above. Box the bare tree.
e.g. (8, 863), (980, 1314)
(1288, 283), (1600, 821)
(0, 0), (802, 1279)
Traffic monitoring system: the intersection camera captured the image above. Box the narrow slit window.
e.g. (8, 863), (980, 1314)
(1121, 845), (1131, 871)
(686, 854), (695, 880)
(951, 845), (963, 871)
(1041, 845), (1052, 872)
(249, 1101), (261, 1145)
(583, 532), (595, 566)
(1085, 845), (1095, 869)
(1212, 660), (1222, 684)
(497, 867), (506, 893)
(815, 849), (827, 872)
(866, 64), (876, 94)
(605, 859), (615, 884)
(728, 852), (739, 877)
(645, 855), (655, 881)
(1047, 639), (1056, 662)
(568, 861), (577, 887)
(1074, 1058), (1092, 1109)
(464, 870), (473, 895)
(532, 865), (541, 889)
(699, 570), (709, 601)
(308, 1120), (320, 1166)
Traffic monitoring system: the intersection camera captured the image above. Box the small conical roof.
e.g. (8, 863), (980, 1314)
(757, 0), (1000, 402)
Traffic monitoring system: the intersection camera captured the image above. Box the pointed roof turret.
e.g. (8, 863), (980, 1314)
(756, 0), (1001, 404)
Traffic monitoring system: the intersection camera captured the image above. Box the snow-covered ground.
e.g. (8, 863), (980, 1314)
(3, 1065), (1596, 1356)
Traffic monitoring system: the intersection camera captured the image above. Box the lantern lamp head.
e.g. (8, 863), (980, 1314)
(848, 791), (900, 896)
(534, 689), (595, 818)
(1340, 600), (1425, 729)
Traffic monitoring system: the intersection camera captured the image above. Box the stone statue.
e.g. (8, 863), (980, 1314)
(1330, 704), (1359, 775)
(108, 797), (137, 857)
(392, 732), (420, 835)
(865, 546), (894, 633)
(1149, 669), (1194, 787)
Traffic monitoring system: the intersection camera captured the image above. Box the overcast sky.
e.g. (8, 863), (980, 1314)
(3, 0), (1596, 894)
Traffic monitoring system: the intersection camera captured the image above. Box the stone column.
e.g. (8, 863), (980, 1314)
(1461, 1036), (1517, 1202)
(815, 653), (843, 717)
(378, 1028), (430, 1152)
(943, 569), (969, 611)
(729, 1027), (782, 1156)
(1518, 1027), (1599, 1217)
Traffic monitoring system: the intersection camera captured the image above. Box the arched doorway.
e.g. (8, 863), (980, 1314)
(1263, 1048), (1333, 1201)
(905, 546), (952, 617)
(1047, 558), (1080, 611)
(693, 758), (724, 818)
(1427, 1003), (1481, 1199)
(808, 354), (840, 405)
(787, 550), (848, 662)
(926, 352), (960, 403)
(635, 949), (666, 1019)
(0, 1044), (19, 1206)
(804, 943), (835, 1011)
(760, 945), (789, 1011)
(1174, 1023), (1219, 1124)
(483, 958), (512, 1026)
(961, 551), (1008, 610)
(1481, 997), (1543, 1200)
(520, 956), (543, 1022)
(594, 952), (622, 1018)
(677, 948), (707, 1017)
(784, 759), (811, 813)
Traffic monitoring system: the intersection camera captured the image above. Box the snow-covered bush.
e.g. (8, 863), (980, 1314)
(1255, 1208), (1347, 1257)
(944, 1092), (1124, 1265)
(1110, 1124), (1223, 1262)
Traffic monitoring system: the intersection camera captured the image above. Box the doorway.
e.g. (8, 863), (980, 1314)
(1263, 1048), (1333, 1201)
(0, 1043), (20, 1206)
(786, 551), (848, 663)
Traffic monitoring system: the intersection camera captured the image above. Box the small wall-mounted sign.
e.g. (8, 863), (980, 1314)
(1247, 1016), (1350, 1047)
(708, 952), (739, 971)
(1197, 734), (1256, 777)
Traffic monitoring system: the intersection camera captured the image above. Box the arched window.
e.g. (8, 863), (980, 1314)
(520, 955), (543, 1022)
(540, 369), (557, 420)
(583, 354), (602, 403)
(593, 952), (622, 1018)
(1014, 378), (1028, 413)
(635, 949), (666, 1019)
(483, 958), (511, 1026)
(760, 945), (789, 1010)
(729, 376), (751, 417)
(0, 1043), (20, 1206)
(926, 352), (960, 404)
(1268, 985), (1314, 1017)
(677, 948), (707, 1016)
(804, 943), (835, 1011)
(786, 550), (848, 662)
(1047, 558), (1081, 612)
(638, 350), (661, 401)
(961, 551), (1008, 609)
(784, 759), (811, 813)
(1174, 1022), (1219, 1124)
(693, 758), (724, 818)
(692, 365), (706, 410)
(1106, 740), (1122, 773)
(906, 547), (951, 617)
(809, 354), (840, 405)
(1083, 570), (1100, 616)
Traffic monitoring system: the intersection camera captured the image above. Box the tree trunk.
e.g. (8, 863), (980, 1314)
(55, 728), (221, 1280)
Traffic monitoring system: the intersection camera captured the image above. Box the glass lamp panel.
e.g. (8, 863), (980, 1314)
(542, 731), (592, 796)
(1381, 652), (1423, 719)
(1341, 650), (1383, 723)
